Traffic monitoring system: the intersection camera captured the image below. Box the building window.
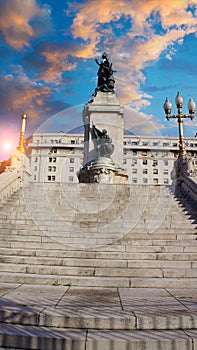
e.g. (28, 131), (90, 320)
(132, 159), (137, 166)
(142, 151), (147, 156)
(48, 175), (56, 181)
(71, 140), (75, 144)
(164, 178), (169, 184)
(153, 178), (158, 184)
(68, 176), (74, 182)
(173, 143), (178, 147)
(49, 157), (57, 163)
(33, 175), (36, 181)
(51, 148), (57, 153)
(133, 150), (137, 156)
(153, 168), (158, 174)
(34, 157), (38, 162)
(163, 142), (169, 147)
(70, 158), (74, 163)
(132, 178), (137, 184)
(152, 160), (158, 166)
(143, 178), (148, 184)
(132, 168), (137, 174)
(152, 152), (158, 157)
(69, 167), (74, 172)
(123, 159), (127, 164)
(143, 159), (148, 165)
(143, 169), (148, 174)
(153, 141), (159, 146)
(163, 160), (168, 166)
(163, 169), (168, 175)
(34, 166), (37, 171)
(48, 166), (56, 172)
(163, 152), (168, 157)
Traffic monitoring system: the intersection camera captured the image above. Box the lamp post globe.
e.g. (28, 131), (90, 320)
(175, 92), (184, 108)
(187, 98), (196, 117)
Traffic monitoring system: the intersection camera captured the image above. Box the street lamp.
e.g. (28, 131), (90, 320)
(164, 92), (195, 157)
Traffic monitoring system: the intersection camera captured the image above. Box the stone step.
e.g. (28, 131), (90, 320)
(0, 244), (191, 259)
(1, 219), (195, 231)
(0, 233), (195, 245)
(0, 262), (197, 279)
(0, 301), (197, 332)
(0, 235), (196, 251)
(2, 244), (197, 260)
(0, 226), (196, 238)
(0, 243), (197, 258)
(0, 272), (197, 288)
(0, 323), (86, 350)
(0, 323), (196, 350)
(0, 255), (193, 268)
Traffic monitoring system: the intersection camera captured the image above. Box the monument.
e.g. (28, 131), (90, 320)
(78, 53), (128, 183)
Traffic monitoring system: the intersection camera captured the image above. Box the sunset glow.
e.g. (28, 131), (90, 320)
(0, 0), (197, 155)
(3, 141), (13, 152)
(0, 132), (18, 160)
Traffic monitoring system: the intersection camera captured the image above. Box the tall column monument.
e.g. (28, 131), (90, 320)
(78, 53), (128, 183)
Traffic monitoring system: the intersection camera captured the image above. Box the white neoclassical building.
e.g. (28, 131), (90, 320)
(28, 132), (197, 185)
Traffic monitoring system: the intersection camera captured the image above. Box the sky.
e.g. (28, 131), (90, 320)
(0, 0), (197, 160)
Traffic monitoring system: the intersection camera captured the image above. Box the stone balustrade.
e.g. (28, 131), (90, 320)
(0, 171), (21, 203)
(178, 174), (197, 204)
(0, 151), (32, 204)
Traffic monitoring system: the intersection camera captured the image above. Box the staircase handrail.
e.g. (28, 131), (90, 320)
(179, 174), (197, 204)
(0, 170), (21, 203)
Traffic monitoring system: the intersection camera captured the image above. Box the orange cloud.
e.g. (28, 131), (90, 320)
(36, 40), (98, 83)
(69, 0), (197, 108)
(41, 48), (77, 83)
(0, 0), (51, 49)
(0, 69), (51, 123)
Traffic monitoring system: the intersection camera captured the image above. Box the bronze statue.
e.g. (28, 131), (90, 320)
(92, 124), (114, 159)
(95, 52), (116, 93)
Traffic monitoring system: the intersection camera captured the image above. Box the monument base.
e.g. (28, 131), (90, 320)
(78, 158), (128, 184)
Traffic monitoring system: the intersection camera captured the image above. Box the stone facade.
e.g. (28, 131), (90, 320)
(28, 133), (197, 185)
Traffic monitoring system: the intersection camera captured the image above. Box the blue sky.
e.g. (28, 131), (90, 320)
(0, 0), (197, 159)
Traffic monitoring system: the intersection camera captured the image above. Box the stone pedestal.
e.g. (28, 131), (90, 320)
(83, 91), (124, 166)
(78, 157), (128, 184)
(78, 91), (128, 184)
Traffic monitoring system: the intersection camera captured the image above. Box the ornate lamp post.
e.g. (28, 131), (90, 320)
(163, 92), (195, 158)
(17, 114), (27, 153)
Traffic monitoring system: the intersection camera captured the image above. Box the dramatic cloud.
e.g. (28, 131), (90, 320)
(22, 40), (94, 83)
(0, 0), (52, 49)
(68, 0), (197, 108)
(0, 0), (197, 146)
(0, 66), (69, 128)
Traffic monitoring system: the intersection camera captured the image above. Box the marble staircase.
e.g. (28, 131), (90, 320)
(0, 182), (196, 288)
(0, 182), (197, 349)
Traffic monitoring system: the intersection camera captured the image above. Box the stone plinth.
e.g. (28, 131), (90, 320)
(82, 91), (124, 166)
(79, 91), (127, 183)
(78, 158), (128, 184)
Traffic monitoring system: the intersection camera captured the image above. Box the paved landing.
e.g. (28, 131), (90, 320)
(0, 283), (197, 349)
(0, 283), (197, 329)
